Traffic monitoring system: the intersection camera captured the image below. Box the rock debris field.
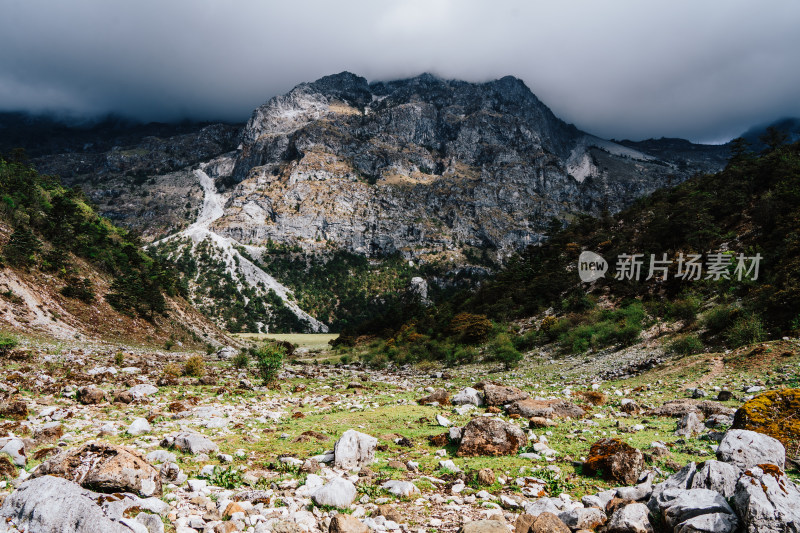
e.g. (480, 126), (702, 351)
(0, 338), (798, 533)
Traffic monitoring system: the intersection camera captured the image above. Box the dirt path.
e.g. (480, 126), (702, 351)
(689, 354), (725, 388)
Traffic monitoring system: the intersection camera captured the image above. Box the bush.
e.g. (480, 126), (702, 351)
(208, 466), (244, 489)
(114, 352), (125, 366)
(702, 304), (740, 335)
(491, 334), (523, 369)
(60, 278), (95, 303)
(725, 315), (767, 348)
(0, 332), (19, 356)
(183, 355), (206, 377)
(232, 350), (250, 369)
(449, 313), (493, 344)
(254, 343), (285, 384)
(512, 329), (542, 352)
(667, 334), (704, 356)
(667, 295), (702, 322)
(162, 362), (182, 380)
(558, 301), (645, 354)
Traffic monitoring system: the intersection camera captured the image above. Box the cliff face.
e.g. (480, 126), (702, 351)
(214, 72), (727, 263)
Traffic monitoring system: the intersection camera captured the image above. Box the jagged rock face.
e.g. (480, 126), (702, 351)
(217, 72), (727, 262)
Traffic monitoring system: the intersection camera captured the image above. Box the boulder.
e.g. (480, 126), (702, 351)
(460, 520), (509, 533)
(382, 480), (419, 498)
(605, 503), (654, 533)
(733, 388), (800, 461)
(697, 401), (735, 417)
(0, 438), (27, 467)
(135, 513), (165, 533)
(616, 471), (655, 501)
(0, 455), (17, 478)
(732, 464), (800, 532)
(507, 399), (585, 419)
(477, 468), (496, 485)
(689, 460), (740, 498)
(215, 346), (238, 360)
(33, 422), (63, 445)
(128, 384), (158, 401)
(620, 399), (641, 415)
(482, 384), (529, 406)
(127, 418), (151, 436)
(646, 399), (700, 418)
(514, 513), (536, 533)
(659, 488), (735, 530)
(530, 512), (570, 533)
(674, 513), (739, 533)
(334, 429), (377, 469)
(76, 385), (106, 405)
(716, 429), (785, 470)
(329, 513), (369, 533)
(34, 441), (161, 497)
(582, 438), (644, 485)
(647, 463), (697, 515)
(558, 507), (607, 530)
(453, 387), (484, 407)
(172, 431), (219, 455)
(418, 389), (450, 405)
(457, 417), (527, 457)
(0, 475), (148, 533)
(675, 411), (706, 437)
(311, 477), (356, 508)
(0, 400), (28, 420)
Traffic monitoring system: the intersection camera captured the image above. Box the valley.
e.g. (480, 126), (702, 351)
(0, 72), (799, 533)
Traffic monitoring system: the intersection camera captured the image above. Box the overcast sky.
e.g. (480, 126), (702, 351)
(2, 0), (798, 143)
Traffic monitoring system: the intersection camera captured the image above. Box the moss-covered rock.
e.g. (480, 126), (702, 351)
(582, 438), (644, 485)
(732, 388), (800, 460)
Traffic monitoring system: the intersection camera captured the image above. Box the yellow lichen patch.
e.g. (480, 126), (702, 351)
(733, 389), (800, 459)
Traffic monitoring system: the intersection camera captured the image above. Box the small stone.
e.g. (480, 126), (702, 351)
(127, 418), (152, 436)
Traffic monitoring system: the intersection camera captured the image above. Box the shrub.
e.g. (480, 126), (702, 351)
(114, 352), (125, 366)
(667, 334), (704, 356)
(539, 315), (558, 333)
(725, 315), (767, 348)
(162, 362), (182, 380)
(208, 466), (244, 489)
(183, 355), (206, 377)
(60, 278), (95, 303)
(368, 353), (388, 369)
(702, 304), (740, 335)
(254, 343), (285, 384)
(449, 313), (493, 344)
(667, 295), (702, 322)
(0, 332), (19, 356)
(513, 329), (541, 352)
(232, 350), (250, 369)
(491, 334), (523, 369)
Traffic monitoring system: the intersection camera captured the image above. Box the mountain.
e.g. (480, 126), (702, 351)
(219, 72), (728, 262)
(740, 117), (800, 150)
(4, 73), (733, 333)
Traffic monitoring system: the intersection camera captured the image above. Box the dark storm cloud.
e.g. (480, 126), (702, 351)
(2, 0), (799, 142)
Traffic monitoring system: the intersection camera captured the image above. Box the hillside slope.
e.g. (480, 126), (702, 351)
(0, 156), (231, 346)
(348, 139), (800, 364)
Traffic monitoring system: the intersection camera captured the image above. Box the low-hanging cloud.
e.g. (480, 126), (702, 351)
(2, 0), (799, 142)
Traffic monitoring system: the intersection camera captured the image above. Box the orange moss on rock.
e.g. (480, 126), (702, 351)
(733, 388), (800, 459)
